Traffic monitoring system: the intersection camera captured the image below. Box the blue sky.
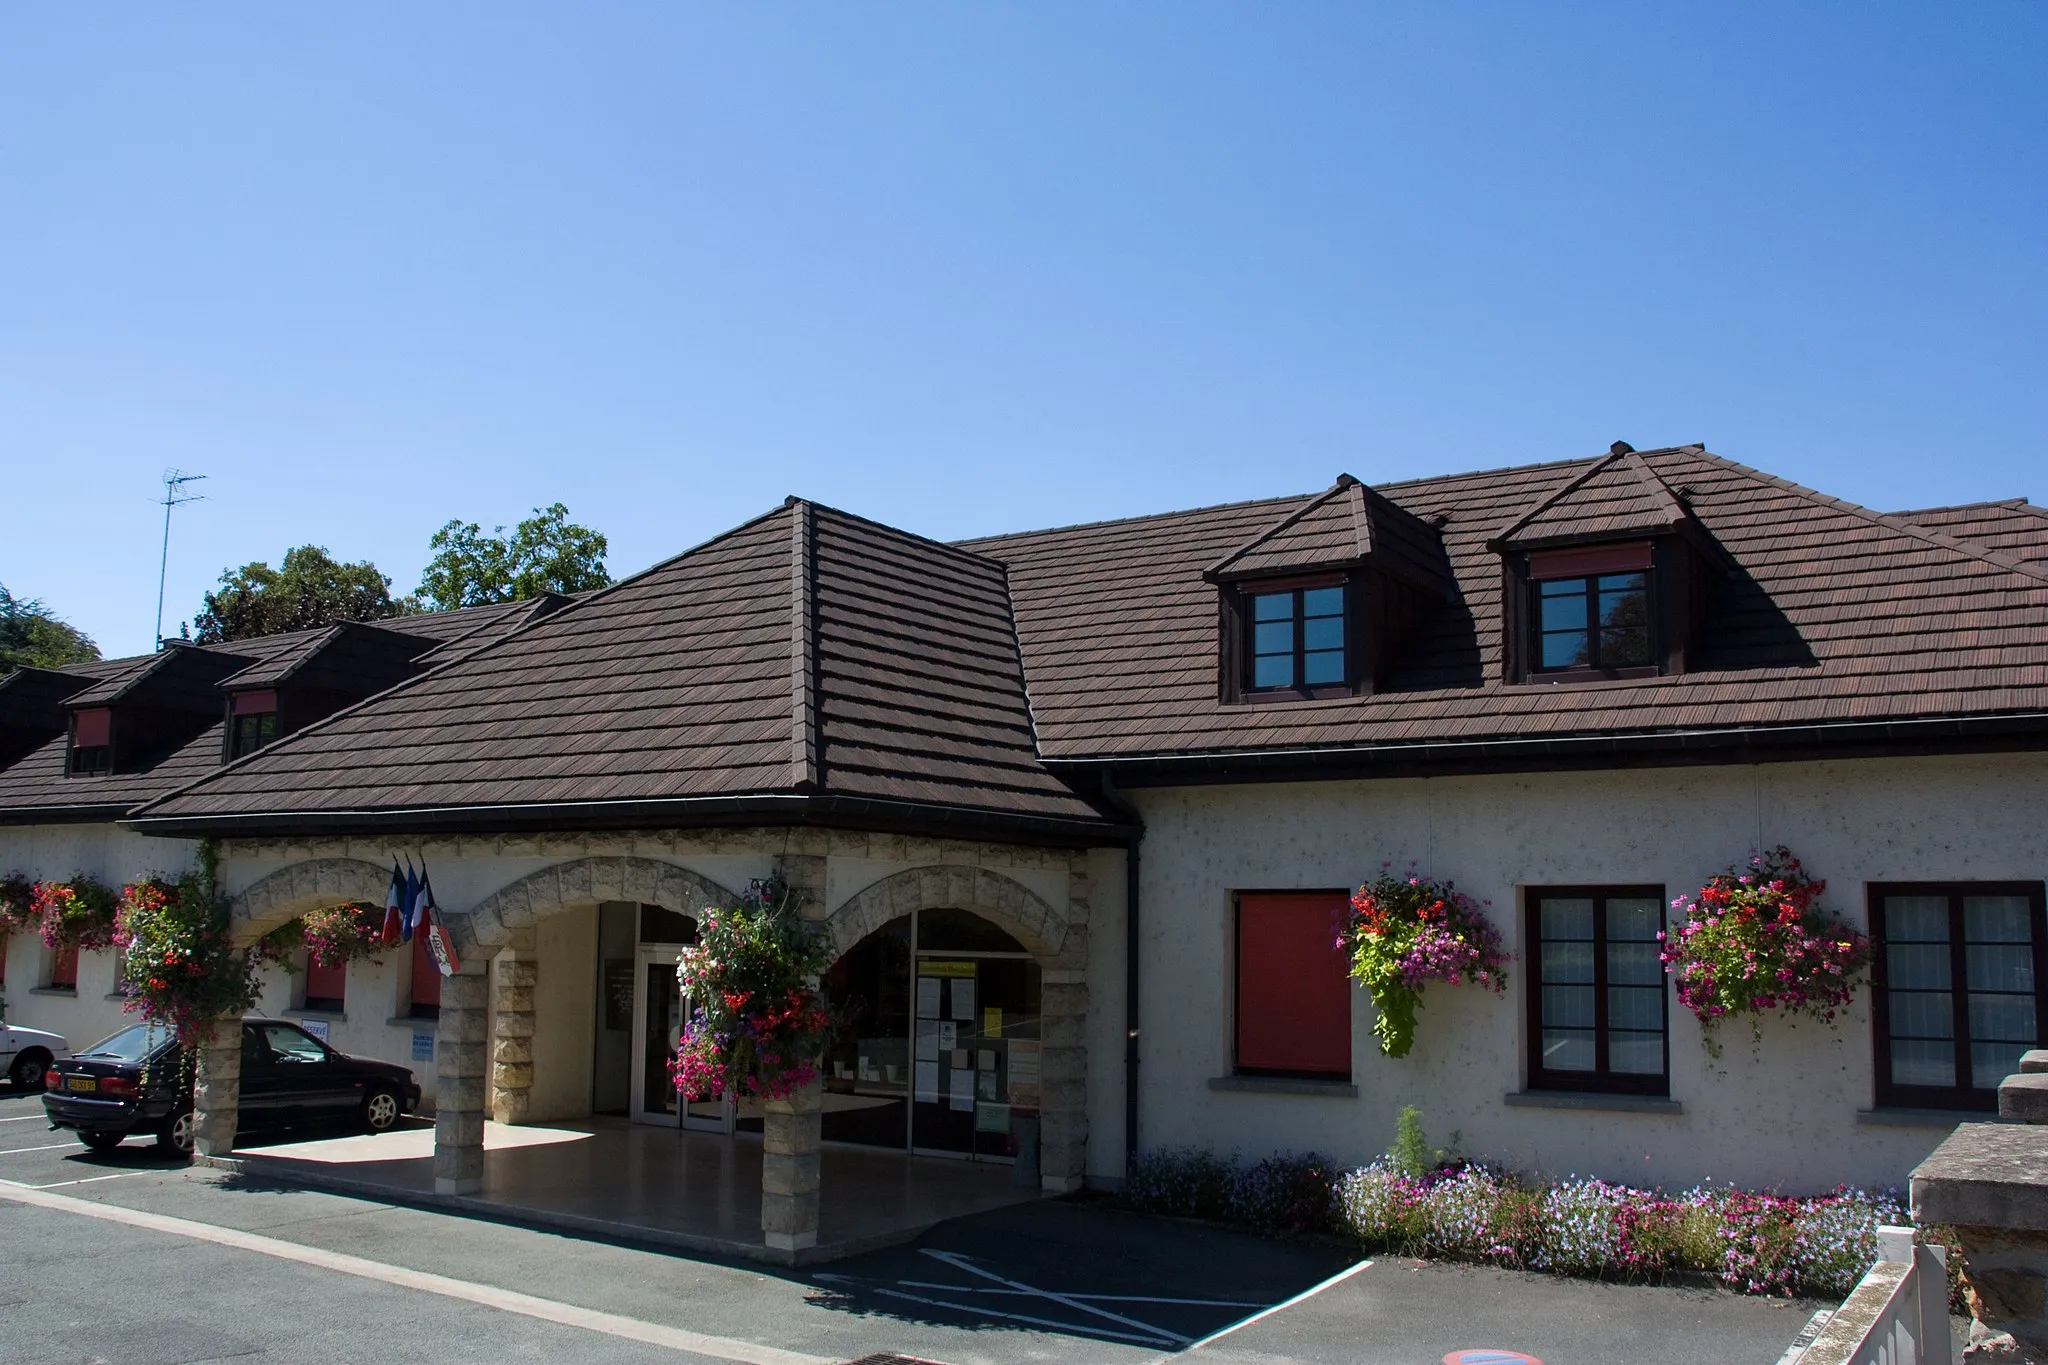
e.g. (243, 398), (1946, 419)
(4, 4), (2043, 658)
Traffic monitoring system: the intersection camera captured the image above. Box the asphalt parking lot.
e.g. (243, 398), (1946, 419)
(1, 1084), (1824, 1364)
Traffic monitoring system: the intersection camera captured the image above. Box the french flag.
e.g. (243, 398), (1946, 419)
(381, 861), (405, 946)
(410, 863), (436, 942)
(400, 860), (421, 943)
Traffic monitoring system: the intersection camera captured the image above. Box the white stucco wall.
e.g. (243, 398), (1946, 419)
(1129, 751), (2048, 1195)
(529, 906), (597, 1122)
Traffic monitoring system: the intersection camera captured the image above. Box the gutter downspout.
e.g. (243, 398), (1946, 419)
(1098, 769), (1143, 1169)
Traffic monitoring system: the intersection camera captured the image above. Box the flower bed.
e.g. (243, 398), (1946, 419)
(1340, 866), (1510, 1057)
(1121, 1145), (1925, 1302)
(1659, 846), (1872, 1052)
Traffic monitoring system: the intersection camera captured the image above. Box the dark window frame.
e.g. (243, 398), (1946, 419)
(1869, 881), (2048, 1113)
(1527, 570), (1658, 679)
(1233, 889), (1354, 1081)
(1236, 575), (1353, 702)
(229, 709), (279, 761)
(1524, 884), (1671, 1096)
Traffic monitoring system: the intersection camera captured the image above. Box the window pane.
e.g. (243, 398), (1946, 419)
(1301, 586), (1344, 617)
(1606, 899), (1662, 941)
(1541, 1029), (1596, 1072)
(1540, 631), (1590, 669)
(1596, 571), (1648, 598)
(1302, 650), (1345, 685)
(1888, 990), (1954, 1038)
(1542, 983), (1594, 1029)
(1606, 941), (1662, 986)
(1539, 578), (1582, 597)
(1967, 944), (2035, 994)
(1887, 944), (1951, 990)
(1541, 941), (1593, 984)
(1253, 654), (1295, 689)
(1609, 1031), (1664, 1075)
(1600, 625), (1651, 666)
(1891, 1038), (1955, 1087)
(1969, 992), (2036, 1044)
(1540, 591), (1588, 632)
(1303, 615), (1343, 652)
(1885, 896), (1951, 941)
(1253, 593), (1293, 621)
(1964, 896), (2033, 943)
(1540, 898), (1594, 943)
(1254, 621), (1294, 655)
(1607, 985), (1662, 1031)
(1974, 1040), (2033, 1090)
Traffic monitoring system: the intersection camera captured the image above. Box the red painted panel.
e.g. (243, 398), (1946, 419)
(304, 957), (346, 1006)
(1236, 892), (1352, 1076)
(1528, 541), (1654, 579)
(410, 929), (441, 1009)
(49, 944), (79, 990)
(71, 708), (111, 747)
(231, 690), (279, 716)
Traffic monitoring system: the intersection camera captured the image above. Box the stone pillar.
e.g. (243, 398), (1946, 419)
(1911, 1050), (2048, 1361)
(1038, 973), (1091, 1193)
(490, 945), (537, 1125)
(191, 1020), (242, 1159)
(761, 1076), (822, 1259)
(434, 966), (490, 1196)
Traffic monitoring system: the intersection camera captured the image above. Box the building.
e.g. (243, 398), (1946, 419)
(4, 442), (2045, 1210)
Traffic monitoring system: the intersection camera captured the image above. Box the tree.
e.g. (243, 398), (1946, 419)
(0, 584), (100, 670)
(192, 546), (411, 644)
(416, 503), (610, 611)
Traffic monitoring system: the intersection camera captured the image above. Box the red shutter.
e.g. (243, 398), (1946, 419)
(1527, 542), (1654, 579)
(1236, 892), (1353, 1076)
(50, 944), (79, 990)
(410, 929), (441, 1010)
(231, 690), (278, 716)
(72, 709), (111, 747)
(304, 957), (346, 1006)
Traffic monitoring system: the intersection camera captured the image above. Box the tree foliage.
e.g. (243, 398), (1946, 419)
(417, 503), (610, 611)
(0, 584), (100, 670)
(192, 546), (411, 643)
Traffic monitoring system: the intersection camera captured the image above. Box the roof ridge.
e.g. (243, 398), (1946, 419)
(1669, 448), (2048, 589)
(1891, 497), (2033, 517)
(956, 489), (1312, 547)
(1204, 475), (1364, 578)
(803, 498), (1009, 571)
(1489, 447), (1689, 547)
(790, 501), (820, 792)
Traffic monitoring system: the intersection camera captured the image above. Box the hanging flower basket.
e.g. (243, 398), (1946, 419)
(116, 873), (263, 1046)
(668, 879), (834, 1102)
(1341, 866), (1511, 1059)
(33, 876), (121, 954)
(0, 874), (36, 937)
(301, 902), (386, 969)
(1659, 846), (1872, 1054)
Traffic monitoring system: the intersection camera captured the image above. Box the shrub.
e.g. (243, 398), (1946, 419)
(1233, 1153), (1341, 1235)
(1123, 1148), (1240, 1222)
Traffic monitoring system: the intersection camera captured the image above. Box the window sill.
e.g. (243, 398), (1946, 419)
(1855, 1107), (2002, 1129)
(29, 987), (78, 997)
(1505, 1090), (1682, 1116)
(285, 1007), (347, 1023)
(104, 992), (136, 1002)
(1209, 1075), (1358, 1099)
(388, 1016), (438, 1031)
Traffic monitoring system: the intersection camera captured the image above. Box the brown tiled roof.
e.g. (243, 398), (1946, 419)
(1894, 499), (2048, 568)
(960, 444), (2048, 761)
(1205, 476), (1454, 596)
(129, 502), (1115, 835)
(1490, 447), (1691, 549)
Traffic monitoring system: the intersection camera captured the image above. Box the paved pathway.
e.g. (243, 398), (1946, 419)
(0, 1085), (1821, 1364)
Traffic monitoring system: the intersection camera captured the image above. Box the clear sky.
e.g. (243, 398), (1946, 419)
(4, 4), (2043, 659)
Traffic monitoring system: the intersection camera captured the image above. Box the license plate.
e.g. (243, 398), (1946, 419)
(65, 1076), (97, 1093)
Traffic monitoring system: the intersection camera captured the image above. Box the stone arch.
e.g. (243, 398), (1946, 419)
(456, 856), (742, 958)
(227, 858), (392, 945)
(824, 864), (1069, 961)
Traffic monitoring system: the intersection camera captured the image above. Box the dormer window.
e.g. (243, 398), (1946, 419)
(69, 708), (112, 776)
(1530, 546), (1654, 675)
(1249, 583), (1347, 691)
(229, 690), (280, 760)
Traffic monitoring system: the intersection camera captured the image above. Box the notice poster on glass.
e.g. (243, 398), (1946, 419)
(983, 1007), (1002, 1036)
(938, 1021), (957, 1051)
(915, 1060), (940, 1103)
(950, 978), (976, 1023)
(975, 1102), (1010, 1133)
(916, 977), (942, 1020)
(948, 1068), (974, 1111)
(915, 1020), (940, 1061)
(1008, 1040), (1041, 1110)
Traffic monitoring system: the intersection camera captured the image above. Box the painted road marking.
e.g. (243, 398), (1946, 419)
(922, 1249), (1194, 1345)
(0, 1114), (47, 1122)
(0, 1142), (80, 1156)
(1183, 1258), (1375, 1353)
(24, 1171), (154, 1189)
(1443, 1351), (1544, 1365)
(0, 1181), (834, 1365)
(894, 1279), (1267, 1308)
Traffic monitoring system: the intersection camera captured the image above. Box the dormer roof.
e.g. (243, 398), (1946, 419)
(1206, 475), (1454, 597)
(216, 620), (438, 692)
(1488, 444), (1692, 551)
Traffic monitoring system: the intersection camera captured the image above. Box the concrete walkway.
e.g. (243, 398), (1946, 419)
(207, 1116), (1037, 1264)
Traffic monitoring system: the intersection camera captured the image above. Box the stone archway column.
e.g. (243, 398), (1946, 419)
(434, 964), (490, 1195)
(1038, 972), (1090, 1193)
(192, 1021), (242, 1159)
(761, 1075), (822, 1258)
(490, 942), (538, 1124)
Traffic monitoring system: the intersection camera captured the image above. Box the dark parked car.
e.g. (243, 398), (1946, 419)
(42, 1017), (422, 1157)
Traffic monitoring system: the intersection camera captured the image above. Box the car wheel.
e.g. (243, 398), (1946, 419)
(79, 1131), (127, 1153)
(361, 1088), (402, 1134)
(157, 1109), (196, 1157)
(8, 1049), (50, 1091)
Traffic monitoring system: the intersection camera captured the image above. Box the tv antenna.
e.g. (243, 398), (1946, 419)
(155, 469), (208, 649)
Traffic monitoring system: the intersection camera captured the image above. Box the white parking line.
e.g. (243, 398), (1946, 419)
(27, 1172), (153, 1190)
(0, 1182), (833, 1365)
(0, 1114), (46, 1122)
(0, 1143), (78, 1156)
(1183, 1257), (1375, 1352)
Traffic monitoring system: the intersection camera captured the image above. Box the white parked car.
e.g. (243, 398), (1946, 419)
(1, 1022), (70, 1090)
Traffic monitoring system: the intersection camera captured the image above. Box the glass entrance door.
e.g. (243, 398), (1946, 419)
(629, 944), (733, 1132)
